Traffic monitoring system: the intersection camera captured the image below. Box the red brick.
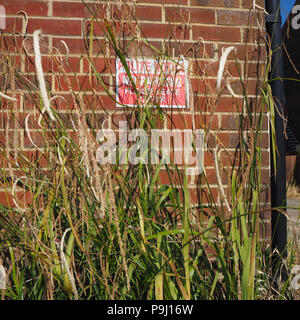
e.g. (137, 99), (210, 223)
(192, 59), (241, 78)
(158, 169), (185, 185)
(206, 131), (229, 149)
(53, 2), (106, 18)
(83, 57), (110, 74)
(52, 38), (89, 55)
(137, 0), (188, 4)
(135, 5), (162, 21)
(140, 23), (190, 40)
(0, 90), (21, 109)
(219, 43), (266, 61)
(165, 7), (215, 24)
(2, 0), (47, 16)
(261, 168), (270, 184)
(215, 132), (230, 146)
(82, 19), (105, 38)
(190, 0), (239, 8)
(111, 113), (138, 129)
(22, 36), (50, 57)
(199, 77), (259, 97)
(190, 186), (219, 204)
(204, 150), (214, 167)
(203, 168), (219, 185)
(84, 94), (116, 111)
(166, 113), (193, 129)
(214, 97), (243, 112)
(225, 79), (259, 96)
(260, 185), (271, 204)
(261, 151), (270, 167)
(242, 27), (264, 44)
(245, 61), (264, 79)
(193, 25), (241, 42)
(221, 114), (240, 131)
(24, 55), (51, 73)
(195, 114), (219, 130)
(18, 150), (49, 167)
(122, 40), (163, 57)
(23, 94), (41, 111)
(54, 74), (108, 92)
(83, 113), (108, 130)
(53, 57), (81, 74)
(166, 41), (215, 59)
(27, 19), (82, 36)
(219, 150), (237, 166)
(0, 113), (11, 128)
(261, 114), (269, 131)
(0, 191), (18, 208)
(228, 132), (239, 147)
(17, 74), (51, 93)
(140, 23), (169, 38)
(23, 131), (45, 149)
(242, 0), (264, 9)
(18, 113), (40, 129)
(190, 78), (208, 95)
(3, 16), (25, 34)
(112, 5), (162, 21)
(49, 94), (73, 110)
(217, 10), (252, 26)
(68, 131), (79, 145)
(0, 129), (21, 149)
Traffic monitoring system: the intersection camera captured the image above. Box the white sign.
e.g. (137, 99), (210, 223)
(116, 57), (189, 109)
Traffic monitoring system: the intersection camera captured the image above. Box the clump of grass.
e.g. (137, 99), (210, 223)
(0, 1), (296, 300)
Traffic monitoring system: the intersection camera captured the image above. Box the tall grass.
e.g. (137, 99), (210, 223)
(0, 1), (297, 299)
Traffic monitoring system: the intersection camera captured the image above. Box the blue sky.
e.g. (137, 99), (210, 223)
(280, 0), (297, 26)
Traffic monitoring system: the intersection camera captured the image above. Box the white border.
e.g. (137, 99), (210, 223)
(116, 57), (189, 109)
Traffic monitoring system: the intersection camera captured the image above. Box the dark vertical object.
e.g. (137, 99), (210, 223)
(282, 0), (300, 143)
(265, 0), (288, 281)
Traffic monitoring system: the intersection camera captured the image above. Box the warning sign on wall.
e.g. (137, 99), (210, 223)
(116, 58), (189, 109)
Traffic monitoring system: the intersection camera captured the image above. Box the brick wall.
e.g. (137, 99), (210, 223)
(0, 0), (271, 240)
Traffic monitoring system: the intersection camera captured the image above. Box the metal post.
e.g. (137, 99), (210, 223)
(265, 0), (288, 281)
